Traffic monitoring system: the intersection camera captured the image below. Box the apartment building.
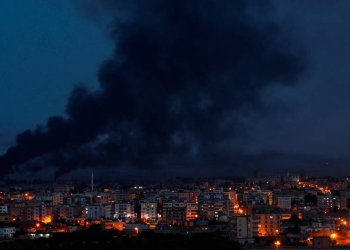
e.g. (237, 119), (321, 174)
(95, 192), (114, 204)
(317, 194), (340, 209)
(65, 195), (89, 205)
(199, 199), (232, 220)
(10, 204), (53, 222)
(340, 190), (350, 210)
(259, 190), (273, 205)
(186, 202), (198, 220)
(0, 205), (8, 213)
(247, 206), (282, 237)
(162, 199), (186, 222)
(83, 204), (112, 219)
(229, 215), (255, 244)
(255, 212), (282, 236)
(0, 227), (16, 238)
(113, 201), (134, 219)
(52, 192), (64, 206)
(140, 200), (157, 220)
(276, 195), (291, 210)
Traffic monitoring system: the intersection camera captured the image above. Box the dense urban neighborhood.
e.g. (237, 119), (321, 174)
(0, 171), (350, 249)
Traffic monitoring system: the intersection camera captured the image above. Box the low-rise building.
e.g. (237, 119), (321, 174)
(0, 214), (14, 223)
(0, 227), (16, 238)
(101, 221), (124, 231)
(313, 236), (331, 249)
(0, 205), (8, 213)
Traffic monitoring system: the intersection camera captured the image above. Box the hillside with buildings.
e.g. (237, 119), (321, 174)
(0, 172), (349, 248)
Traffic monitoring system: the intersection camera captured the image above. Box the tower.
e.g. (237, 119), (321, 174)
(91, 171), (94, 192)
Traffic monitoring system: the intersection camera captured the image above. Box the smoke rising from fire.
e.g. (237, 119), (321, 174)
(0, 0), (306, 180)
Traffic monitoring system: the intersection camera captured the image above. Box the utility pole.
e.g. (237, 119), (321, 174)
(91, 171), (94, 192)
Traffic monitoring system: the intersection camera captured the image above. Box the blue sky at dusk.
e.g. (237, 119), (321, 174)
(0, 0), (112, 151)
(1, 0), (350, 180)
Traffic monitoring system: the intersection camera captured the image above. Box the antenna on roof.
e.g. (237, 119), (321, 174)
(91, 171), (94, 192)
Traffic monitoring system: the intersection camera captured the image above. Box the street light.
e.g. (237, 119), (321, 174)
(275, 240), (281, 250)
(331, 233), (336, 239)
(331, 233), (336, 246)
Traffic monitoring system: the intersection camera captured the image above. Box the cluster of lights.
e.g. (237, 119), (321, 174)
(339, 219), (347, 226)
(274, 241), (280, 250)
(42, 217), (51, 224)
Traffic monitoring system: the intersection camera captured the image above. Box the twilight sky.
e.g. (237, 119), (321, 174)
(1, 0), (350, 180)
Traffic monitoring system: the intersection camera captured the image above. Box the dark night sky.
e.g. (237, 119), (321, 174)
(1, 0), (350, 181)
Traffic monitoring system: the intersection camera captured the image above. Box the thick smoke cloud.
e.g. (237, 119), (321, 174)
(0, 0), (305, 180)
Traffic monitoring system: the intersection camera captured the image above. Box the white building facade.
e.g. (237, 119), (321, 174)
(0, 205), (8, 213)
(0, 227), (16, 238)
(140, 200), (157, 220)
(83, 204), (104, 219)
(114, 202), (133, 219)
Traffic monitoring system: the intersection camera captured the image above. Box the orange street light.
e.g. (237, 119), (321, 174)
(275, 240), (281, 250)
(331, 233), (336, 239)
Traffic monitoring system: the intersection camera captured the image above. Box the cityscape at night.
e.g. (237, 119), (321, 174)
(1, 0), (350, 249)
(1, 172), (350, 248)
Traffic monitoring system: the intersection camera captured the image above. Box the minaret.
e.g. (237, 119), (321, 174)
(91, 171), (94, 192)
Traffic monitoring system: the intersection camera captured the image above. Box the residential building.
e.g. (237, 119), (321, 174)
(276, 195), (291, 210)
(250, 206), (282, 237)
(52, 192), (64, 206)
(0, 227), (16, 238)
(83, 204), (105, 219)
(230, 215), (255, 244)
(162, 199), (186, 222)
(0, 214), (13, 223)
(65, 195), (88, 205)
(113, 201), (134, 219)
(186, 202), (198, 220)
(259, 190), (273, 205)
(0, 205), (8, 213)
(340, 190), (350, 210)
(199, 199), (232, 220)
(317, 194), (340, 209)
(140, 200), (157, 220)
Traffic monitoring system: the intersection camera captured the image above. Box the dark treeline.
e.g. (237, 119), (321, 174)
(0, 231), (242, 250)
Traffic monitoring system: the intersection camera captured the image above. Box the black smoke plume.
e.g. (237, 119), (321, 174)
(0, 0), (306, 180)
